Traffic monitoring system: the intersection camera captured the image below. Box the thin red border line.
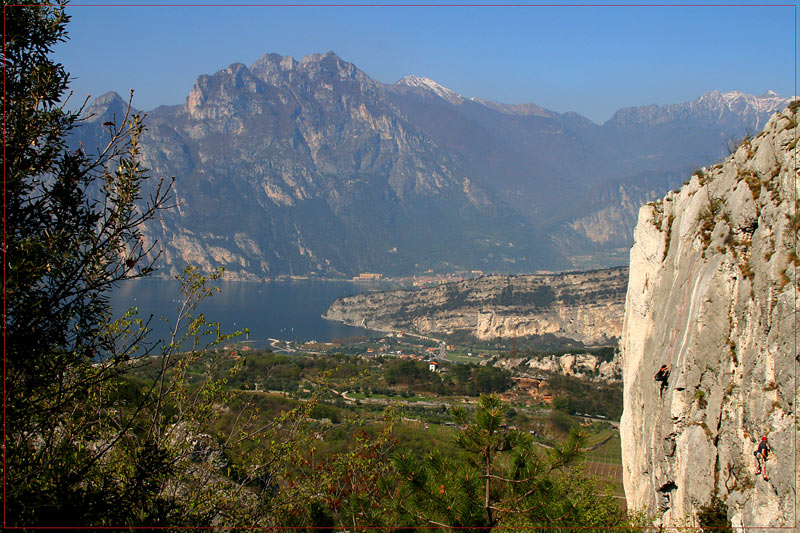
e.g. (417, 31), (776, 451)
(8, 3), (800, 7)
(48, 4), (800, 6)
(792, 8), (798, 533)
(2, 1), (797, 531)
(6, 526), (793, 532)
(2, 2), (6, 530)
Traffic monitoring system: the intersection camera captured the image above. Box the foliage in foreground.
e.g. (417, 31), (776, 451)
(2, 1), (356, 526)
(4, 0), (174, 524)
(389, 394), (633, 531)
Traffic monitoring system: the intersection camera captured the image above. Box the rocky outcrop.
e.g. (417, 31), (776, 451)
(324, 267), (627, 346)
(490, 353), (620, 382)
(620, 104), (799, 527)
(555, 170), (686, 255)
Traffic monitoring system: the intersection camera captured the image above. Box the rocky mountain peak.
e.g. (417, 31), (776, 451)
(86, 91), (127, 115)
(298, 51), (365, 79)
(469, 98), (557, 118)
(280, 55), (297, 70)
(607, 90), (790, 128)
(698, 89), (789, 115)
(249, 52), (301, 86)
(88, 90), (125, 108)
(184, 61), (262, 119)
(395, 75), (464, 104)
(83, 91), (131, 122)
(251, 51), (376, 97)
(224, 62), (248, 75)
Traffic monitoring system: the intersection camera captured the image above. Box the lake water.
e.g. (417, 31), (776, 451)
(110, 278), (393, 346)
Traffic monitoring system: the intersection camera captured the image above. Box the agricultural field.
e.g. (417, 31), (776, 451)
(584, 433), (625, 506)
(444, 350), (486, 364)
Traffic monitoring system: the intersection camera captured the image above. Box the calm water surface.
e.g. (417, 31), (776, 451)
(110, 279), (392, 345)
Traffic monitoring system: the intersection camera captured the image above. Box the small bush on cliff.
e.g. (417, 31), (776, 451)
(694, 167), (709, 185)
(694, 389), (708, 409)
(739, 169), (762, 200)
(697, 496), (732, 533)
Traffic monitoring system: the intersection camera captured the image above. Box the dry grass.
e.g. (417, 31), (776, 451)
(739, 169), (761, 200)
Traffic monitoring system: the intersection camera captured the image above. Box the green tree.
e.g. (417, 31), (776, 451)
(390, 393), (630, 531)
(384, 359), (426, 387)
(3, 0), (175, 525)
(473, 366), (511, 393)
(552, 395), (570, 411)
(2, 3), (331, 527)
(451, 362), (472, 383)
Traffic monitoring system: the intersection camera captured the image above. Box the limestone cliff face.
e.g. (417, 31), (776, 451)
(620, 105), (799, 527)
(324, 267), (627, 346)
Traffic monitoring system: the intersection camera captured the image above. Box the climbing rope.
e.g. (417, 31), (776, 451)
(664, 255), (702, 365)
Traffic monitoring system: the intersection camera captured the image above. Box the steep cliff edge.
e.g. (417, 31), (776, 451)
(324, 267), (627, 346)
(620, 104), (799, 527)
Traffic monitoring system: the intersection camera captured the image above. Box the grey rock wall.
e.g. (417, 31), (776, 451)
(620, 104), (799, 527)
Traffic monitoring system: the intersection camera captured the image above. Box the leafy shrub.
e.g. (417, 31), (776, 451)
(697, 496), (732, 533)
(473, 366), (511, 393)
(547, 374), (623, 420)
(694, 389), (707, 409)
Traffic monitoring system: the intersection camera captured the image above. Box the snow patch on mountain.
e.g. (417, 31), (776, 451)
(469, 97), (557, 118)
(395, 75), (464, 104)
(705, 90), (787, 113)
(608, 90), (790, 129)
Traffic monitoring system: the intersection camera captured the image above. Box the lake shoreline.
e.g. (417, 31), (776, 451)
(111, 279), (396, 343)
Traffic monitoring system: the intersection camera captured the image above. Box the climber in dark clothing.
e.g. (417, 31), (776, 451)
(754, 436), (770, 481)
(654, 364), (672, 397)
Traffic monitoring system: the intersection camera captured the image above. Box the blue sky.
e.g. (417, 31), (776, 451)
(52, 1), (796, 124)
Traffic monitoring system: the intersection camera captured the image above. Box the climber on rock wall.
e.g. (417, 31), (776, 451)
(653, 364), (672, 398)
(754, 435), (770, 481)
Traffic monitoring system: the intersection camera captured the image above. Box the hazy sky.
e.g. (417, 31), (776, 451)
(52, 1), (795, 124)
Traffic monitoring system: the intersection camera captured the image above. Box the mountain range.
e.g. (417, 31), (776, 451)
(72, 51), (790, 278)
